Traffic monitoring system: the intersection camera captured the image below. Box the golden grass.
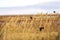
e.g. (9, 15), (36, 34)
(0, 14), (60, 40)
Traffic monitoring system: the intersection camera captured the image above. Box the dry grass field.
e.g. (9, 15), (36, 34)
(0, 14), (60, 40)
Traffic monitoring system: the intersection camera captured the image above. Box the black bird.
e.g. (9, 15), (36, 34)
(39, 27), (44, 31)
(53, 11), (56, 13)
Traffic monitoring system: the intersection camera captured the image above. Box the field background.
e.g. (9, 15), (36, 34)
(0, 14), (60, 40)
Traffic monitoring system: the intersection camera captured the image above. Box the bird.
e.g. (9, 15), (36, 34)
(39, 27), (44, 31)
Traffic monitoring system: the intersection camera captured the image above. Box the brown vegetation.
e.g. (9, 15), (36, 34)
(0, 14), (60, 40)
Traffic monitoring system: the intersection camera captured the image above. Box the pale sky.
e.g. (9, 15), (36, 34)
(0, 0), (59, 7)
(0, 0), (60, 15)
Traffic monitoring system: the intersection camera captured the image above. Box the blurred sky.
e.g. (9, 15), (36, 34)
(0, 0), (60, 15)
(0, 0), (58, 7)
